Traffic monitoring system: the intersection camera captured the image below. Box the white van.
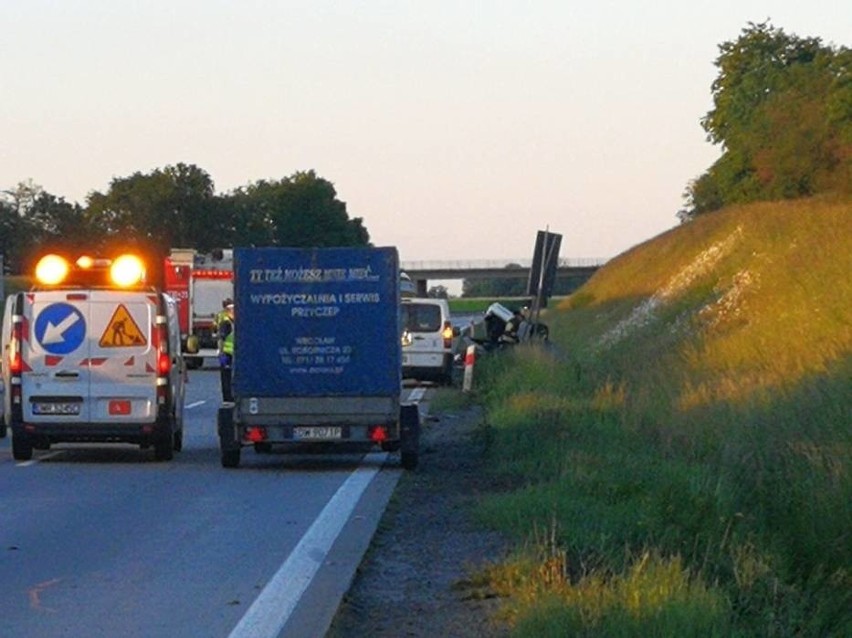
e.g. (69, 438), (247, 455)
(400, 297), (457, 385)
(1, 254), (186, 461)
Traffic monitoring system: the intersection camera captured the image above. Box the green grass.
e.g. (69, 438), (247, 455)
(449, 297), (530, 313)
(469, 195), (852, 636)
(448, 297), (569, 314)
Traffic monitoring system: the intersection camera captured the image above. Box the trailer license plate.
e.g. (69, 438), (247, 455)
(293, 426), (342, 440)
(33, 402), (80, 416)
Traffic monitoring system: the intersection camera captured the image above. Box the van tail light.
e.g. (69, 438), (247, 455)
(157, 351), (171, 377)
(8, 314), (24, 409)
(155, 316), (170, 376)
(442, 321), (454, 349)
(9, 316), (23, 376)
(154, 314), (170, 405)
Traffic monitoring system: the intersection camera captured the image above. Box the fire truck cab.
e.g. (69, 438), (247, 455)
(163, 248), (233, 369)
(1, 253), (186, 461)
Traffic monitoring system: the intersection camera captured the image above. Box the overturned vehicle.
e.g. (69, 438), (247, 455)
(460, 302), (549, 355)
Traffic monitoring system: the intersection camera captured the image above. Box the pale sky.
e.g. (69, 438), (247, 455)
(2, 1), (849, 265)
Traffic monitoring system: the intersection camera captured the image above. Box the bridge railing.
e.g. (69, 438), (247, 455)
(400, 257), (608, 270)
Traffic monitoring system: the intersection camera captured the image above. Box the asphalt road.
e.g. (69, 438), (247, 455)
(0, 367), (418, 638)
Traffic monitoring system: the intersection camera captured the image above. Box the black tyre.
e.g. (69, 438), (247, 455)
(401, 451), (418, 470)
(185, 357), (202, 370)
(12, 432), (33, 461)
(173, 427), (183, 452)
(221, 448), (240, 468)
(154, 428), (174, 461)
(0, 423), (7, 439)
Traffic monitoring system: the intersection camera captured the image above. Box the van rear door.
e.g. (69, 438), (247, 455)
(87, 291), (157, 424)
(23, 291), (157, 425)
(401, 300), (445, 367)
(25, 291), (91, 422)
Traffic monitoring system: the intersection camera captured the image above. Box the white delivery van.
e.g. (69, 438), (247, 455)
(1, 254), (186, 461)
(400, 297), (458, 385)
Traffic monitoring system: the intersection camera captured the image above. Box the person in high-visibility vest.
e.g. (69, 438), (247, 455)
(213, 298), (232, 336)
(218, 302), (235, 402)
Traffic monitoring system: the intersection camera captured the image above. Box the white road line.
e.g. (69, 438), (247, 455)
(185, 400), (206, 409)
(228, 452), (387, 638)
(16, 451), (62, 467)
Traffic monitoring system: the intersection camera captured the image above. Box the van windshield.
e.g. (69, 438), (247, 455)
(401, 304), (441, 332)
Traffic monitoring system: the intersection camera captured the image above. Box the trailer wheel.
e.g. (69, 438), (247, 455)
(12, 432), (33, 461)
(401, 451), (418, 470)
(173, 427), (183, 452)
(0, 423), (6, 439)
(399, 403), (420, 471)
(221, 449), (240, 468)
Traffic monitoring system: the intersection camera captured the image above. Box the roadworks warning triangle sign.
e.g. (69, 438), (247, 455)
(99, 304), (147, 348)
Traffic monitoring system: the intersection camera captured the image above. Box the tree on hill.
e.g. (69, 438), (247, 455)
(683, 22), (851, 218)
(427, 284), (449, 299)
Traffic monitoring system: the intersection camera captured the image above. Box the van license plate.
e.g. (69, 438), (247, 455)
(33, 402), (80, 416)
(293, 426), (342, 440)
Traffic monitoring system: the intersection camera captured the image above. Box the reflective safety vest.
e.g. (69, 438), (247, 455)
(219, 318), (234, 355)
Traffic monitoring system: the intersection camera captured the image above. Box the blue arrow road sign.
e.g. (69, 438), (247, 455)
(34, 303), (87, 355)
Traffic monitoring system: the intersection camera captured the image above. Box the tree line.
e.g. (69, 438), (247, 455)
(0, 167), (369, 284)
(681, 21), (851, 219)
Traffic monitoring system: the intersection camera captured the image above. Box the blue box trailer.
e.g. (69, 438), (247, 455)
(217, 246), (419, 469)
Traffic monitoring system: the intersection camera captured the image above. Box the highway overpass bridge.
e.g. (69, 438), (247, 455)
(399, 258), (607, 296)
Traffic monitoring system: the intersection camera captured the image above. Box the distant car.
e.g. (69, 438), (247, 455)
(400, 297), (458, 385)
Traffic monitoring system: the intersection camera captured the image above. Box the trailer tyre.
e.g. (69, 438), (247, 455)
(399, 403), (420, 471)
(401, 451), (418, 470)
(0, 423), (6, 439)
(221, 449), (240, 468)
(12, 432), (33, 461)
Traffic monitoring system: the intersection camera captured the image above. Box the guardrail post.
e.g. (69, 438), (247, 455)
(462, 345), (476, 393)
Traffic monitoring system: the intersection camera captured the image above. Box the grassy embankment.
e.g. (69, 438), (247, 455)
(462, 196), (850, 636)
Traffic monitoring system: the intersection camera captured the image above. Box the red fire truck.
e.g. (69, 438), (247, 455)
(163, 248), (233, 369)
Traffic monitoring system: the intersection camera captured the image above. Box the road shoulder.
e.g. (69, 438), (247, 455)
(328, 402), (511, 637)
